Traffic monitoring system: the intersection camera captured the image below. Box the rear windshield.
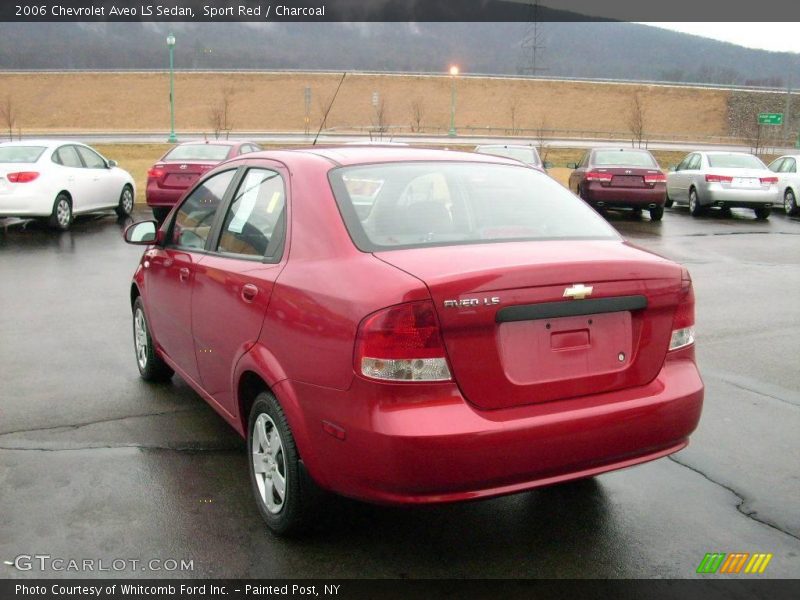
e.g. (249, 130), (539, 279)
(164, 144), (232, 161)
(707, 154), (765, 169)
(475, 146), (542, 166)
(0, 146), (46, 163)
(593, 150), (657, 167)
(329, 162), (619, 251)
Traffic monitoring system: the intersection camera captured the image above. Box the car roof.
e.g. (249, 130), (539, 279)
(0, 139), (83, 148)
(260, 146), (527, 167)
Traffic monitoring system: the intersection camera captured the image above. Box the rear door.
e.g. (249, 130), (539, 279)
(191, 163), (289, 415)
(143, 168), (237, 384)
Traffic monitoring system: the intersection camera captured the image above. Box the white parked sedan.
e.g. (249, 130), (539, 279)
(666, 151), (779, 219)
(0, 140), (135, 230)
(767, 154), (800, 215)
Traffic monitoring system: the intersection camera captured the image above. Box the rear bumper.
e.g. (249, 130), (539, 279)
(583, 183), (666, 207)
(145, 182), (185, 208)
(288, 355), (704, 505)
(701, 185), (779, 207)
(0, 191), (53, 217)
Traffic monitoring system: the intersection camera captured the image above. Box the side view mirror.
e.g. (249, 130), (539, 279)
(124, 220), (158, 245)
(543, 161), (553, 169)
(566, 162), (578, 169)
(107, 159), (118, 168)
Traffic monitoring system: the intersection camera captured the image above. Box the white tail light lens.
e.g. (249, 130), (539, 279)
(669, 268), (695, 352)
(669, 326), (695, 351)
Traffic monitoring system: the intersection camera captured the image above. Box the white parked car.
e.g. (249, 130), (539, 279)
(666, 151), (779, 219)
(767, 154), (800, 215)
(0, 140), (135, 230)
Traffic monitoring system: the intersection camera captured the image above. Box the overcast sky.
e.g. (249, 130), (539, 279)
(641, 23), (800, 54)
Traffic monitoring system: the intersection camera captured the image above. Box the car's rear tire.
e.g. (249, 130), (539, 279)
(152, 207), (171, 223)
(649, 205), (664, 221)
(754, 206), (771, 220)
(132, 297), (173, 382)
(688, 188), (704, 217)
(784, 189), (798, 215)
(116, 185), (134, 219)
(48, 193), (72, 231)
(248, 392), (321, 536)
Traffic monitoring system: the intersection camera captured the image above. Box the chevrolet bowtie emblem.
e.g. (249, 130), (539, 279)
(563, 284), (593, 300)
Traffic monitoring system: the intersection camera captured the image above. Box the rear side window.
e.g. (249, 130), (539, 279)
(475, 146), (541, 166)
(707, 154), (765, 169)
(330, 162), (619, 251)
(782, 158), (797, 173)
(592, 150), (657, 167)
(216, 168), (286, 260)
(169, 169), (236, 250)
(164, 144), (232, 161)
(0, 146), (46, 163)
(55, 146), (83, 168)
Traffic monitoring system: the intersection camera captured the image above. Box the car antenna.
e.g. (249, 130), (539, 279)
(313, 72), (347, 146)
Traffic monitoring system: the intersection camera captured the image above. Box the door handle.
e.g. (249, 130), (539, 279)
(241, 284), (259, 303)
(179, 267), (190, 282)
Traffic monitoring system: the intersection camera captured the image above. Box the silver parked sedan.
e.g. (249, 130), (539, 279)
(666, 151), (779, 219)
(767, 154), (800, 215)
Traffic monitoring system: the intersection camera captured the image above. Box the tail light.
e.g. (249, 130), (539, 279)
(705, 174), (733, 183)
(355, 301), (452, 382)
(147, 165), (165, 179)
(760, 176), (778, 184)
(669, 268), (695, 352)
(644, 172), (666, 183)
(199, 165), (215, 172)
(585, 171), (612, 182)
(7, 171), (39, 183)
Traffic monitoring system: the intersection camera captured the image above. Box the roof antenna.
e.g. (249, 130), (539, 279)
(313, 72), (347, 146)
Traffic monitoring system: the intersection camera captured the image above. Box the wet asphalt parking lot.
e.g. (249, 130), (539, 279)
(1, 204), (799, 579)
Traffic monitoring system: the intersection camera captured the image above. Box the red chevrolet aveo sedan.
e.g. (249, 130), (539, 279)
(124, 147), (703, 535)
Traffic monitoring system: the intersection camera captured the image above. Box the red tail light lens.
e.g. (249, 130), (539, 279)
(355, 301), (452, 381)
(760, 176), (778, 184)
(147, 165), (165, 179)
(7, 171), (39, 183)
(644, 172), (666, 183)
(585, 171), (613, 182)
(705, 174), (733, 183)
(669, 268), (695, 351)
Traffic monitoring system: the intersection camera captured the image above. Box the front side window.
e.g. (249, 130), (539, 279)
(475, 146), (541, 166)
(687, 154), (702, 170)
(216, 168), (286, 259)
(330, 162), (619, 251)
(768, 158), (785, 173)
(169, 169), (236, 250)
(76, 146), (106, 169)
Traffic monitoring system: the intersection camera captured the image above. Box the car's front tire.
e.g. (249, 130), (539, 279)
(48, 193), (72, 231)
(132, 297), (173, 381)
(116, 185), (134, 219)
(754, 206), (771, 220)
(248, 392), (320, 536)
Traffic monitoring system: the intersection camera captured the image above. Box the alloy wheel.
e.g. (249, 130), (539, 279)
(252, 413), (287, 514)
(57, 199), (71, 228)
(133, 307), (148, 369)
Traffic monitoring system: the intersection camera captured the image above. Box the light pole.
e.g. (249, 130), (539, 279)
(448, 65), (459, 137)
(166, 33), (177, 143)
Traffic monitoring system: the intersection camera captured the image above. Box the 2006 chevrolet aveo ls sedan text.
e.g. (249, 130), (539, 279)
(124, 146), (704, 535)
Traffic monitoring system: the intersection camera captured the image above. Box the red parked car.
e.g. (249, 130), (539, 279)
(146, 140), (261, 221)
(124, 147), (703, 535)
(568, 148), (667, 221)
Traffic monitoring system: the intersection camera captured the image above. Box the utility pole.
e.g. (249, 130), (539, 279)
(519, 0), (548, 76)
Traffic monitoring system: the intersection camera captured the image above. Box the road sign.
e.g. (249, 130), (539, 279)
(758, 113), (783, 125)
(372, 91), (380, 107)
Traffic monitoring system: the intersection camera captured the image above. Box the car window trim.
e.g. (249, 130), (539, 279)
(164, 167), (244, 254)
(205, 164), (290, 265)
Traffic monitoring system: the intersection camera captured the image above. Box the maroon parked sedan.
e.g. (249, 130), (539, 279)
(124, 147), (702, 535)
(146, 140), (261, 221)
(568, 148), (667, 220)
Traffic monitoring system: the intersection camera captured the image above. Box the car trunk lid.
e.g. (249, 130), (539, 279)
(153, 161), (219, 190)
(592, 166), (662, 189)
(375, 240), (683, 410)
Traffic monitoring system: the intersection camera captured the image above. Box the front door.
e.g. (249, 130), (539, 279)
(144, 168), (237, 384)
